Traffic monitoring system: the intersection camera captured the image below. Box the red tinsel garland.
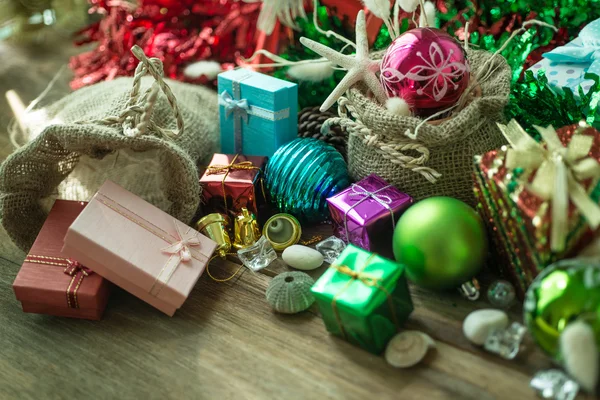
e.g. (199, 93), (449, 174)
(70, 0), (261, 89)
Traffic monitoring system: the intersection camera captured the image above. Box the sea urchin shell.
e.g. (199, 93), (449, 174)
(266, 271), (315, 314)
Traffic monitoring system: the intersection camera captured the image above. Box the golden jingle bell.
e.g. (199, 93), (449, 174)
(233, 208), (261, 250)
(262, 213), (302, 251)
(196, 213), (231, 257)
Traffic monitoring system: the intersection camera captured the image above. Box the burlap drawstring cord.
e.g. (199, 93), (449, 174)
(0, 45), (220, 251)
(319, 49), (511, 206)
(321, 21), (556, 192)
(75, 45), (184, 140)
(322, 97), (442, 183)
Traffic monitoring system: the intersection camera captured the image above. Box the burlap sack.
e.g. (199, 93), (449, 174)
(325, 49), (510, 206)
(0, 46), (219, 251)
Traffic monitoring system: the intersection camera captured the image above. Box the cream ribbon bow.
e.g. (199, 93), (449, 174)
(497, 120), (600, 252)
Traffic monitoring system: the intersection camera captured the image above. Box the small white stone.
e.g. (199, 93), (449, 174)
(561, 321), (599, 393)
(462, 309), (509, 346)
(282, 245), (324, 271)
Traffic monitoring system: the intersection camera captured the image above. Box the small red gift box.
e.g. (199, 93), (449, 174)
(13, 200), (111, 320)
(200, 153), (266, 216)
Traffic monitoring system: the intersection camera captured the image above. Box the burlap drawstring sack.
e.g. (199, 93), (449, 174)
(323, 49), (510, 206)
(0, 46), (219, 251)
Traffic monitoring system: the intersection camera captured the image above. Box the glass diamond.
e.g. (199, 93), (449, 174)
(237, 236), (277, 272)
(530, 370), (579, 400)
(484, 322), (526, 360)
(315, 236), (346, 263)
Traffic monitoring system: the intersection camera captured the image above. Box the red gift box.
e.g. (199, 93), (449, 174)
(13, 200), (111, 320)
(200, 153), (266, 217)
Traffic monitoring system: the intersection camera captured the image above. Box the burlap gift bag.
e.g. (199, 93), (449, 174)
(0, 46), (219, 251)
(323, 49), (510, 206)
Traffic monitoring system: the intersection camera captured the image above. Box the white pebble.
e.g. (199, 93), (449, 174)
(561, 321), (599, 393)
(462, 309), (509, 346)
(282, 245), (324, 271)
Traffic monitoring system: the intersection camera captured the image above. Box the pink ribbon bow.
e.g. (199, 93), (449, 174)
(161, 221), (202, 263)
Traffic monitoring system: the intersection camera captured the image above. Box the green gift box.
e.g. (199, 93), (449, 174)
(311, 244), (414, 354)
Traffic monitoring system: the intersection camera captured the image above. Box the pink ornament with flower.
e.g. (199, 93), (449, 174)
(380, 28), (470, 117)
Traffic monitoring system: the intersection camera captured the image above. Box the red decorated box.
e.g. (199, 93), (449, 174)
(13, 200), (111, 320)
(200, 153), (266, 217)
(473, 121), (600, 297)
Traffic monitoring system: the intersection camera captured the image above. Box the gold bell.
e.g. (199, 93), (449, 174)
(196, 213), (231, 257)
(233, 208), (261, 250)
(262, 213), (302, 251)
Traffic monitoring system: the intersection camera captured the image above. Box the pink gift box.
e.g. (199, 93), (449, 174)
(62, 180), (218, 316)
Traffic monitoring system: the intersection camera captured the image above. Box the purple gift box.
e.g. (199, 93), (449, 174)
(326, 174), (413, 256)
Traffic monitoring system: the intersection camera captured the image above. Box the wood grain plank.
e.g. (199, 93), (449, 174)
(0, 34), (593, 400)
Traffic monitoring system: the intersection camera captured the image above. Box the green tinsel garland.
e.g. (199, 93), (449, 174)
(277, 0), (600, 116)
(506, 71), (600, 133)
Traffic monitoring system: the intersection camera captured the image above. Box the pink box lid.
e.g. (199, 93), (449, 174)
(62, 180), (218, 316)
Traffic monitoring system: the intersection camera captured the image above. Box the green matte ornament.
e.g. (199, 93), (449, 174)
(392, 197), (487, 290)
(524, 258), (600, 359)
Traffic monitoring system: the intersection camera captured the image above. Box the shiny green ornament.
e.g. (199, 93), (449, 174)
(524, 259), (600, 359)
(392, 197), (487, 290)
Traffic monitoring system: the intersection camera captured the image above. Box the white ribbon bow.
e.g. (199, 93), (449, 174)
(344, 184), (395, 241)
(498, 120), (600, 252)
(348, 184), (394, 210)
(220, 91), (250, 124)
(161, 221), (202, 263)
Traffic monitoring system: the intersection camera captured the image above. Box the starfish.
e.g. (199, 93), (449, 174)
(300, 10), (387, 112)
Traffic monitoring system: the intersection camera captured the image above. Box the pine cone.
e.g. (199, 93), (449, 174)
(298, 106), (347, 158)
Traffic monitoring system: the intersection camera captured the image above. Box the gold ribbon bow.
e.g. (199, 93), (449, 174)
(330, 255), (400, 340)
(497, 120), (600, 252)
(331, 264), (383, 287)
(205, 154), (265, 215)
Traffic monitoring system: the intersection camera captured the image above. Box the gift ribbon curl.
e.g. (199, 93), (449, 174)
(497, 120), (600, 252)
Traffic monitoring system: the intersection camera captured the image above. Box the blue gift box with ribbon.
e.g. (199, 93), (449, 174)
(529, 19), (600, 99)
(217, 69), (298, 157)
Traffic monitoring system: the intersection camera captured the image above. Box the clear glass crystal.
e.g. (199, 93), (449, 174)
(487, 279), (517, 309)
(484, 322), (526, 359)
(237, 236), (277, 272)
(530, 370), (579, 400)
(315, 236), (346, 263)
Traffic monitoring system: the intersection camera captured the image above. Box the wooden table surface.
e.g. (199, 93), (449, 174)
(0, 35), (589, 400)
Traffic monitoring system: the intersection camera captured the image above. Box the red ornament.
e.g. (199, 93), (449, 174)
(380, 28), (470, 117)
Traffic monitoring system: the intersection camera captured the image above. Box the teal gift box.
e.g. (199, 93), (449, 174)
(528, 19), (600, 126)
(529, 37), (596, 100)
(218, 69), (298, 157)
(311, 244), (414, 354)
